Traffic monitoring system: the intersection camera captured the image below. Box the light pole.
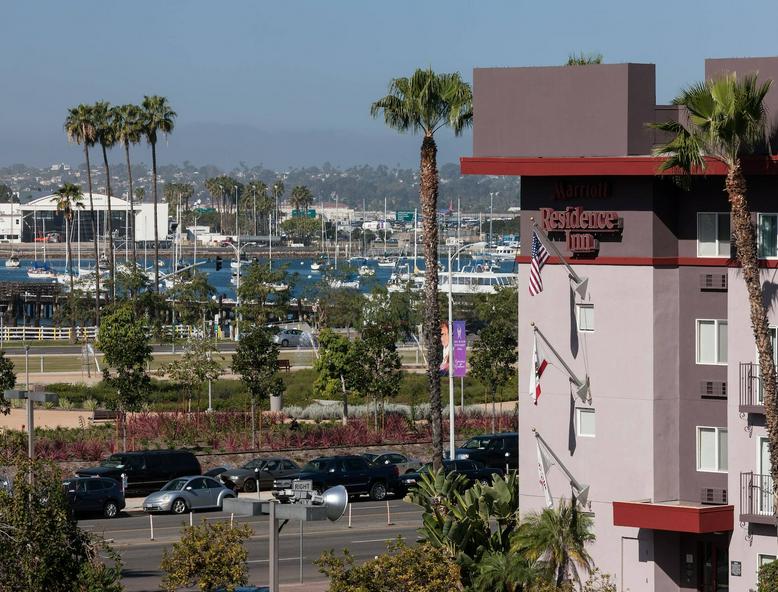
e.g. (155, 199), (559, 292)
(5, 383), (58, 464)
(206, 349), (213, 412)
(488, 191), (499, 247)
(446, 241), (486, 459)
(227, 241), (255, 341)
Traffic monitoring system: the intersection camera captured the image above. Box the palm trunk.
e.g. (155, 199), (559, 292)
(340, 373), (348, 425)
(251, 397), (256, 449)
(491, 387), (496, 433)
(151, 142), (160, 294)
(125, 141), (137, 267)
(101, 144), (115, 301)
(726, 161), (778, 516)
(420, 133), (444, 469)
(66, 217), (75, 344)
(84, 141), (101, 326)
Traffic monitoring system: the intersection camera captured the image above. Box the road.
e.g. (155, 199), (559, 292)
(80, 497), (423, 592)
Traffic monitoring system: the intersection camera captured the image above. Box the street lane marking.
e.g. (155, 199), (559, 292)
(350, 538), (395, 543)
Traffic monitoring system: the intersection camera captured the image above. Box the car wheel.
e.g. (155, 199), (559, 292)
(171, 498), (187, 515)
(369, 481), (387, 501)
(281, 339), (289, 347)
(220, 494), (234, 510)
(103, 501), (119, 519)
(243, 478), (257, 493)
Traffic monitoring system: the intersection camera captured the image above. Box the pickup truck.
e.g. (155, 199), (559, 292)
(272, 455), (400, 501)
(398, 459), (503, 494)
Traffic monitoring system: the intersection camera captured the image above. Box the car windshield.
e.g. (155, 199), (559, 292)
(100, 455), (127, 467)
(162, 478), (188, 491)
(242, 459), (264, 470)
(461, 437), (492, 450)
(302, 459), (332, 472)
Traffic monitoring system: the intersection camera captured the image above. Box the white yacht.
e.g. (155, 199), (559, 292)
(358, 265), (375, 277)
(387, 264), (516, 295)
(487, 245), (520, 261)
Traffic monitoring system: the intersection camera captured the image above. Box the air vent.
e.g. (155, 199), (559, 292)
(701, 487), (727, 505)
(700, 273), (727, 291)
(700, 381), (727, 399)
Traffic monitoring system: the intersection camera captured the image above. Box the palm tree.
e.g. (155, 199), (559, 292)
(93, 101), (117, 300)
(271, 180), (285, 235)
(289, 185), (313, 214)
(64, 104), (101, 325)
(371, 68), (472, 468)
(244, 180), (268, 235)
(653, 73), (778, 511)
(511, 500), (594, 586)
(141, 95), (177, 294)
(113, 104), (143, 267)
(52, 183), (85, 341)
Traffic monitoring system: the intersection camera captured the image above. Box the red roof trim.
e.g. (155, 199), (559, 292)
(460, 155), (778, 177)
(613, 501), (733, 533)
(515, 255), (778, 269)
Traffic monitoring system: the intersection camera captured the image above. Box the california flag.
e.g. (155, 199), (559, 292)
(529, 332), (548, 405)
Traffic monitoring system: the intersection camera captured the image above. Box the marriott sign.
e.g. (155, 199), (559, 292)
(540, 206), (622, 255)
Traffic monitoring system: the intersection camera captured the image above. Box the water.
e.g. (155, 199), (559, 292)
(1, 255), (517, 300)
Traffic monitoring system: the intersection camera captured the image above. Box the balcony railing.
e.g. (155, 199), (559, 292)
(740, 472), (776, 525)
(739, 362), (765, 414)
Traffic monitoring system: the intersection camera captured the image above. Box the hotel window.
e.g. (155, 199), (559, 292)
(759, 555), (776, 570)
(576, 304), (594, 332)
(697, 212), (730, 257)
(696, 426), (727, 472)
(759, 214), (778, 258)
(576, 408), (595, 437)
(696, 320), (727, 365)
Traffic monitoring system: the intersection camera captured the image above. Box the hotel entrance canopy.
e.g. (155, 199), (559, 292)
(613, 500), (733, 534)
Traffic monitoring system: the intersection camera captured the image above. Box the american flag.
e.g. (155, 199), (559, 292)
(529, 230), (549, 296)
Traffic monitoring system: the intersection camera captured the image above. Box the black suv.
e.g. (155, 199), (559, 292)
(63, 477), (126, 518)
(451, 432), (518, 470)
(399, 459), (503, 494)
(76, 450), (201, 496)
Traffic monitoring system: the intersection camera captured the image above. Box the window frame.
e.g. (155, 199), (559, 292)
(697, 212), (731, 258)
(575, 407), (596, 438)
(758, 213), (778, 259)
(696, 426), (728, 473)
(758, 554), (776, 572)
(576, 303), (595, 333)
(695, 319), (728, 366)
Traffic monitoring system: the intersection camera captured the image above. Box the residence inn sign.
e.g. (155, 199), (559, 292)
(540, 206), (622, 256)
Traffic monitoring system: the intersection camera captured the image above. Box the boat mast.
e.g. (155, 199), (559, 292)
(334, 192), (338, 271)
(383, 196), (387, 256)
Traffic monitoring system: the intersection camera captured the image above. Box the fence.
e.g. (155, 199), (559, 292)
(0, 325), (201, 342)
(740, 472), (774, 522)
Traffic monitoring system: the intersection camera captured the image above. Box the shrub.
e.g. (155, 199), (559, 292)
(317, 539), (460, 592)
(59, 397), (74, 411)
(759, 560), (778, 592)
(83, 398), (98, 411)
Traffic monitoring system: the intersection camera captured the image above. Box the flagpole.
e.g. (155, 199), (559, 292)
(532, 427), (590, 507)
(531, 322), (590, 401)
(530, 218), (588, 297)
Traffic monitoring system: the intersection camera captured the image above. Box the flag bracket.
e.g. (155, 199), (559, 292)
(531, 323), (591, 402)
(532, 427), (590, 509)
(530, 219), (589, 298)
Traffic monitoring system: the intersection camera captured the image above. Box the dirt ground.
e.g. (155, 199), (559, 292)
(0, 408), (95, 430)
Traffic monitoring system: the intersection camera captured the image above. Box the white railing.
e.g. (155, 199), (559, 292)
(0, 324), (203, 342)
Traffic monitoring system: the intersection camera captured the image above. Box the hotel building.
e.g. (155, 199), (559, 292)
(461, 57), (778, 591)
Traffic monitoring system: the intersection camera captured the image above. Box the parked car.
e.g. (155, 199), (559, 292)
(273, 455), (400, 502)
(371, 452), (423, 474)
(360, 453), (379, 463)
(272, 328), (312, 348)
(218, 457), (300, 492)
(204, 466), (229, 478)
(62, 477), (126, 519)
(450, 432), (518, 470)
(76, 450), (202, 496)
(143, 475), (235, 514)
(399, 460), (503, 494)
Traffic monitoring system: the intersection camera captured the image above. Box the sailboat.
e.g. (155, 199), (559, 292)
(4, 252), (19, 268)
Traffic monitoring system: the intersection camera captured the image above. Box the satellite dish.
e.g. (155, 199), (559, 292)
(320, 485), (348, 522)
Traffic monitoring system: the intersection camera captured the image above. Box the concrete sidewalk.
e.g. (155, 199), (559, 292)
(280, 582), (329, 591)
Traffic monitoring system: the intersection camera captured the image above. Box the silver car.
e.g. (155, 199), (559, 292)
(273, 329), (313, 348)
(143, 476), (235, 514)
(219, 457), (300, 492)
(372, 452), (423, 474)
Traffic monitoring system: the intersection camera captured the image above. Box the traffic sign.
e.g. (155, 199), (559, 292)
(395, 211), (414, 222)
(292, 209), (317, 218)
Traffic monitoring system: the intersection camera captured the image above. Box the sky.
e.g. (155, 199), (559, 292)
(3, 0), (778, 170)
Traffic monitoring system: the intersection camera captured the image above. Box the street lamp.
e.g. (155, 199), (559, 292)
(206, 349), (213, 413)
(446, 241), (486, 460)
(226, 241), (255, 341)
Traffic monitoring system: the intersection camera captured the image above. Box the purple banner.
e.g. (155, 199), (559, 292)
(452, 321), (467, 377)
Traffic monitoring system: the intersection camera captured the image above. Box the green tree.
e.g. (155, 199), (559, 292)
(65, 104), (102, 324)
(759, 559), (778, 592)
(97, 304), (152, 450)
(159, 336), (222, 411)
(352, 325), (402, 430)
(0, 351), (15, 415)
(243, 180), (269, 235)
(93, 100), (117, 299)
(317, 285), (364, 334)
(141, 95), (177, 293)
(317, 539), (461, 592)
(371, 67), (472, 469)
(0, 183), (17, 203)
(313, 328), (358, 424)
(236, 262), (290, 325)
(653, 73), (778, 510)
(167, 270), (216, 326)
(52, 183), (85, 336)
(113, 103), (144, 266)
(161, 520), (252, 592)
(566, 52), (603, 65)
(271, 179), (285, 232)
(231, 327), (284, 448)
(470, 320), (517, 432)
(0, 458), (123, 592)
(511, 500), (595, 586)
(289, 184), (314, 213)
